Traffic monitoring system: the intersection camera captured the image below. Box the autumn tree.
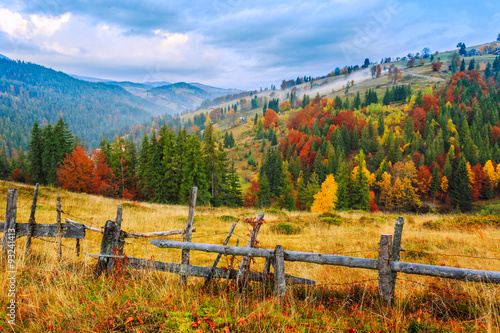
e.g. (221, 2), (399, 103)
(57, 146), (94, 194)
(388, 67), (402, 85)
(263, 109), (279, 128)
(311, 174), (338, 213)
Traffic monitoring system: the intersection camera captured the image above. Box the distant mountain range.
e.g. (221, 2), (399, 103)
(0, 58), (245, 157)
(0, 59), (168, 155)
(72, 75), (243, 113)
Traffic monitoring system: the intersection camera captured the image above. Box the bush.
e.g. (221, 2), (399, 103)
(270, 223), (301, 235)
(220, 215), (238, 222)
(320, 216), (342, 226)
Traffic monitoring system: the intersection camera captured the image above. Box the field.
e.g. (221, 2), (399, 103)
(1, 180), (500, 332)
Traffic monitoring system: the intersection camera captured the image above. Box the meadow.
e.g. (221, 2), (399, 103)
(1, 180), (499, 332)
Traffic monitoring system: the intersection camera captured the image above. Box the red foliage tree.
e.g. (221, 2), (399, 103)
(263, 109), (279, 128)
(92, 149), (116, 197)
(416, 165), (432, 196)
(471, 163), (487, 201)
(243, 181), (259, 207)
(411, 107), (427, 132)
(422, 94), (440, 116)
(57, 146), (95, 194)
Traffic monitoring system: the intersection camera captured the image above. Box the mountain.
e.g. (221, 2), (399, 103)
(0, 59), (170, 156)
(188, 82), (242, 96)
(141, 82), (244, 113)
(70, 74), (112, 83)
(0, 54), (10, 61)
(143, 81), (171, 87)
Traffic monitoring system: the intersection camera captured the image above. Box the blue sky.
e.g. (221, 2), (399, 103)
(0, 0), (498, 89)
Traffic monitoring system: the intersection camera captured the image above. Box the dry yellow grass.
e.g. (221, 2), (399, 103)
(1, 180), (500, 331)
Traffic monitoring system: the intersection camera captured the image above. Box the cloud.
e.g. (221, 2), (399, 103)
(0, 8), (30, 38)
(30, 12), (71, 36)
(1, 0), (498, 90)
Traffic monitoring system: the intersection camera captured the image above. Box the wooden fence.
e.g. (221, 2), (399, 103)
(2, 186), (500, 306)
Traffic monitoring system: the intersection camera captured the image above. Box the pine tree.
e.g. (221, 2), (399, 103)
(349, 150), (370, 210)
(278, 162), (295, 211)
(304, 172), (320, 211)
(179, 134), (210, 205)
(450, 156), (472, 211)
(429, 165), (440, 201)
(257, 173), (272, 207)
(41, 124), (58, 185)
(28, 121), (44, 184)
(335, 160), (350, 210)
(226, 160), (243, 207)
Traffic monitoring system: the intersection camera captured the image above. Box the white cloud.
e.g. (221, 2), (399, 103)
(154, 30), (189, 47)
(30, 12), (71, 36)
(0, 8), (30, 38)
(42, 41), (79, 55)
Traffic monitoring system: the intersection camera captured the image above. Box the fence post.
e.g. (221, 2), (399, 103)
(205, 220), (238, 285)
(274, 245), (286, 300)
(224, 238), (239, 289)
(378, 234), (393, 306)
(95, 220), (116, 277)
(390, 217), (404, 298)
(237, 212), (264, 288)
(2, 189), (18, 258)
(180, 187), (197, 286)
(24, 183), (39, 257)
(108, 205), (124, 269)
(56, 197), (62, 262)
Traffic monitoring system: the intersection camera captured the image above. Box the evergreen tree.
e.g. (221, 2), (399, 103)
(179, 134), (210, 205)
(429, 165), (441, 201)
(460, 59), (465, 72)
(378, 112), (385, 136)
(304, 172), (320, 211)
(278, 162), (295, 211)
(450, 156), (472, 211)
(257, 173), (272, 207)
(226, 160), (243, 207)
(28, 121), (44, 184)
(41, 124), (58, 185)
(349, 150), (370, 210)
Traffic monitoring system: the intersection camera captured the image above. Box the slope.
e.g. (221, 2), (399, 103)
(0, 58), (168, 156)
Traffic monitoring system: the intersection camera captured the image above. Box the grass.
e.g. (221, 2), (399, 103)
(1, 180), (500, 332)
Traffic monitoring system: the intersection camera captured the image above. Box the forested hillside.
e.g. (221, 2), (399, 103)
(0, 58), (168, 156)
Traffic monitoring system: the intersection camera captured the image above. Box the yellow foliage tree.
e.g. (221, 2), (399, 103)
(483, 160), (499, 189)
(440, 176), (449, 193)
(311, 174), (338, 213)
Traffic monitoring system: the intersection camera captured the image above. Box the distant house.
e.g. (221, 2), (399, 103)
(239, 116), (246, 123)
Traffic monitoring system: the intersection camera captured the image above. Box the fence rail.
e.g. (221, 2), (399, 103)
(2, 185), (500, 307)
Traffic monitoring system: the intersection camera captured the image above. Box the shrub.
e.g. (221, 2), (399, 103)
(270, 223), (301, 235)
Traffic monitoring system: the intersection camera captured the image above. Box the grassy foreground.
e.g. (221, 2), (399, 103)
(1, 180), (500, 332)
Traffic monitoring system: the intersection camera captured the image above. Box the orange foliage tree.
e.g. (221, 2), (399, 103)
(57, 146), (95, 193)
(416, 165), (432, 197)
(263, 109), (279, 128)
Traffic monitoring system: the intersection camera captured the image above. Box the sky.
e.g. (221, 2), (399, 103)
(0, 0), (499, 90)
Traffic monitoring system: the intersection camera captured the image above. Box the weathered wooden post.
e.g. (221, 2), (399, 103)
(205, 220), (238, 285)
(224, 239), (239, 289)
(24, 183), (39, 257)
(378, 234), (393, 306)
(95, 220), (117, 276)
(180, 187), (197, 286)
(390, 217), (404, 298)
(236, 212), (264, 287)
(56, 197), (62, 261)
(274, 245), (286, 300)
(107, 205), (124, 269)
(2, 189), (18, 258)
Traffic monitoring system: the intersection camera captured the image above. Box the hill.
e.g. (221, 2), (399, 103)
(0, 59), (169, 156)
(0, 53), (10, 61)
